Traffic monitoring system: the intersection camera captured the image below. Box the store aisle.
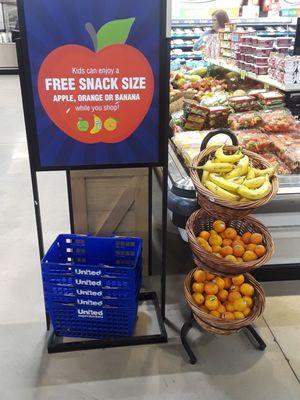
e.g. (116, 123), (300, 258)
(0, 75), (300, 400)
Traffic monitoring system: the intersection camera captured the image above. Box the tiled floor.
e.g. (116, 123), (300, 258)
(0, 75), (300, 399)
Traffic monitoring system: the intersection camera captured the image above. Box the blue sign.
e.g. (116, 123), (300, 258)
(18, 0), (165, 170)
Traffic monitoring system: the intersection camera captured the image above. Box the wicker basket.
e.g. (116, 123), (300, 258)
(186, 209), (275, 275)
(184, 268), (266, 335)
(190, 145), (279, 220)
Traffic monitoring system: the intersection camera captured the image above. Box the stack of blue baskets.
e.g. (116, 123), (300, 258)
(41, 234), (143, 339)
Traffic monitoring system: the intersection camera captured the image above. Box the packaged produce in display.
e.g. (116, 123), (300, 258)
(254, 47), (273, 57)
(229, 95), (257, 112)
(254, 37), (275, 48)
(204, 106), (231, 129)
(200, 92), (229, 107)
(248, 89), (266, 98)
(261, 108), (294, 132)
(253, 65), (268, 75)
(228, 112), (262, 130)
(280, 146), (300, 173)
(276, 37), (293, 48)
(258, 91), (285, 108)
(253, 56), (269, 66)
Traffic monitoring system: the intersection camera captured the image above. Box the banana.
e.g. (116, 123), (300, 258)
(253, 164), (278, 177)
(244, 176), (266, 189)
(205, 180), (240, 201)
(238, 175), (271, 200)
(201, 170), (210, 185)
(215, 146), (243, 163)
(200, 160), (233, 173)
(228, 177), (245, 185)
(246, 168), (256, 180)
(225, 155), (249, 180)
(90, 114), (102, 134)
(209, 173), (241, 193)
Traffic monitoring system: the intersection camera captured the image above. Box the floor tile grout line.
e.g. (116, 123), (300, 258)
(262, 316), (300, 384)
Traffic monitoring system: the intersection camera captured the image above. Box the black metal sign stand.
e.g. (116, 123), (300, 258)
(16, 0), (170, 353)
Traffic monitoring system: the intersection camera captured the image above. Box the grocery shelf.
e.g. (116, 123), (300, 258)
(171, 44), (194, 49)
(206, 58), (300, 92)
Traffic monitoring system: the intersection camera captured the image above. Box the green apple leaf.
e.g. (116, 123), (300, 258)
(97, 18), (135, 52)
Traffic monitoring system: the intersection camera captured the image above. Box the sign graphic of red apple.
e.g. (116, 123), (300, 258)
(38, 18), (154, 144)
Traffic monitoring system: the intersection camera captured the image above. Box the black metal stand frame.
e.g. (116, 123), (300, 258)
(16, 0), (170, 353)
(180, 314), (266, 365)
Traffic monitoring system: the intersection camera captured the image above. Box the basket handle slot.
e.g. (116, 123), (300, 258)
(200, 129), (238, 152)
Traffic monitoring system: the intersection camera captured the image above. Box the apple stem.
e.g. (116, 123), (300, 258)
(85, 22), (97, 52)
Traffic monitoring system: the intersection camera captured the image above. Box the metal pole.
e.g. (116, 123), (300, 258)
(66, 170), (75, 234)
(148, 167), (153, 276)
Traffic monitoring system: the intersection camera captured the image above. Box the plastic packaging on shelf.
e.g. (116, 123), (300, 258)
(254, 37), (276, 48)
(259, 153), (291, 175)
(235, 130), (272, 153)
(228, 111), (262, 130)
(253, 65), (268, 75)
(253, 47), (273, 57)
(204, 106), (231, 129)
(258, 91), (285, 108)
(229, 95), (258, 112)
(261, 108), (295, 133)
(276, 37), (293, 48)
(248, 89), (266, 98)
(281, 146), (300, 173)
(253, 56), (269, 66)
(245, 54), (254, 63)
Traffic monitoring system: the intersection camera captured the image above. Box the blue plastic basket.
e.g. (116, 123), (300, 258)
(49, 302), (138, 339)
(41, 234), (143, 338)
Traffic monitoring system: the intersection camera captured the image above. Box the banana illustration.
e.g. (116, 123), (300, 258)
(225, 155), (249, 179)
(209, 173), (241, 193)
(238, 175), (271, 200)
(244, 176), (266, 189)
(200, 160), (233, 173)
(201, 170), (210, 185)
(205, 180), (240, 201)
(90, 114), (102, 134)
(215, 146), (243, 163)
(253, 164), (278, 177)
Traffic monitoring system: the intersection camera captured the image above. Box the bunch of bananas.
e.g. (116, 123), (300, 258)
(199, 146), (277, 201)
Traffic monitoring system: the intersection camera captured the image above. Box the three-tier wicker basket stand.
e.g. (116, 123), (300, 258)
(181, 129), (278, 364)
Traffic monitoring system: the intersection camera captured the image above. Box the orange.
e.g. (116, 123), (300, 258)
(243, 250), (258, 262)
(242, 232), (252, 244)
(210, 310), (221, 318)
(223, 311), (235, 320)
(204, 282), (219, 295)
(229, 285), (240, 293)
(255, 245), (266, 258)
(220, 232), (226, 239)
(233, 298), (248, 312)
(240, 283), (254, 297)
(232, 239), (245, 248)
(198, 239), (213, 253)
(224, 277), (232, 289)
(200, 305), (208, 313)
(214, 277), (225, 290)
(212, 245), (222, 253)
(218, 304), (226, 314)
(210, 229), (217, 236)
(225, 302), (235, 312)
(192, 282), (204, 293)
(192, 293), (205, 306)
(234, 311), (245, 320)
(225, 255), (237, 262)
(213, 220), (226, 233)
(205, 295), (219, 311)
(236, 235), (242, 241)
(232, 275), (245, 286)
(246, 243), (257, 252)
(217, 289), (228, 302)
(222, 239), (233, 247)
(209, 234), (222, 247)
(224, 227), (237, 240)
(213, 252), (222, 258)
(228, 291), (242, 303)
(199, 230), (210, 240)
(206, 272), (215, 281)
(243, 307), (251, 317)
(250, 233), (263, 245)
(194, 269), (206, 283)
(233, 245), (245, 257)
(220, 246), (233, 257)
(243, 296), (253, 308)
(236, 257), (243, 262)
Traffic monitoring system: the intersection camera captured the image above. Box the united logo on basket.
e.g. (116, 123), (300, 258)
(77, 309), (105, 319)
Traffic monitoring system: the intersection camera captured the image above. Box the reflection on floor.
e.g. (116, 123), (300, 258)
(0, 75), (300, 400)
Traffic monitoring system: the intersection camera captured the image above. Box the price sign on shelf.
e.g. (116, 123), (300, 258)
(264, 83), (270, 91)
(19, 0), (166, 170)
(240, 70), (246, 80)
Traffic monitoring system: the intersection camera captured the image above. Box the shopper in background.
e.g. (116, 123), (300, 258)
(193, 9), (230, 51)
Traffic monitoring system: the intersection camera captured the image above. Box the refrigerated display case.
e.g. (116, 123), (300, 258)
(168, 17), (300, 281)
